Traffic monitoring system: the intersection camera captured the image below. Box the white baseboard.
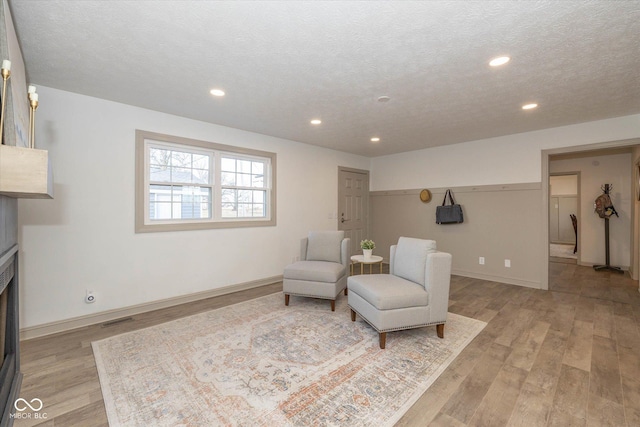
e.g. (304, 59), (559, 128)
(452, 269), (542, 289)
(20, 275), (283, 341)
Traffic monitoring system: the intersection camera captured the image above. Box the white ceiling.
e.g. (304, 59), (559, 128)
(8, 0), (640, 157)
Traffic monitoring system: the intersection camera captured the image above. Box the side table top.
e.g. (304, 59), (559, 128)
(351, 254), (383, 264)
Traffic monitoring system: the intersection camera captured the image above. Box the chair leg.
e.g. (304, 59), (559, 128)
(344, 288), (348, 295)
(379, 332), (386, 349)
(331, 300), (336, 311)
(436, 323), (444, 338)
(285, 294), (290, 306)
(350, 309), (356, 321)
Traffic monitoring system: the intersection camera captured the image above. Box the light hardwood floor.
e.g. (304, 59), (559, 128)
(14, 262), (640, 426)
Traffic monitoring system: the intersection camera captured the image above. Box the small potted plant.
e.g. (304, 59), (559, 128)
(360, 239), (376, 260)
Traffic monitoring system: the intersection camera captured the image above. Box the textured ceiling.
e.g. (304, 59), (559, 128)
(8, 0), (640, 157)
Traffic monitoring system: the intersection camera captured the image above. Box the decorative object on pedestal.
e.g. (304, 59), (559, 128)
(0, 59), (10, 144)
(360, 239), (375, 260)
(593, 184), (623, 274)
(28, 85), (38, 148)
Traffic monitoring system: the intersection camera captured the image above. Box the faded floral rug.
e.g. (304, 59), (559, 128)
(92, 292), (485, 426)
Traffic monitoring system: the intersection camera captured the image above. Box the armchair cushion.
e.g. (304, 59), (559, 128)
(393, 237), (436, 287)
(348, 274), (429, 309)
(284, 260), (346, 283)
(306, 231), (345, 263)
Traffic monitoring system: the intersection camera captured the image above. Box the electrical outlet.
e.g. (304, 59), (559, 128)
(505, 259), (511, 268)
(479, 257), (485, 265)
(85, 290), (96, 304)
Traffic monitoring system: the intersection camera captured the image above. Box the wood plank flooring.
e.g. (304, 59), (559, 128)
(13, 262), (640, 426)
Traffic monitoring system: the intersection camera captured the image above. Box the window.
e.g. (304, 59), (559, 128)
(136, 130), (276, 232)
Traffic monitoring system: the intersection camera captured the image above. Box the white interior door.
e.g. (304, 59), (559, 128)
(338, 168), (369, 256)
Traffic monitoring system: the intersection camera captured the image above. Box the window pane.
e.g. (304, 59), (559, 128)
(221, 202), (237, 217)
(172, 168), (193, 183)
(253, 191), (265, 203)
(172, 203), (182, 219)
(150, 166), (170, 182)
(252, 162), (264, 175)
(150, 148), (170, 166)
(237, 173), (251, 187)
(238, 160), (251, 173)
(172, 186), (184, 202)
(221, 188), (236, 203)
(193, 154), (209, 170)
(238, 204), (253, 217)
(221, 157), (236, 172)
(191, 169), (209, 184)
(150, 202), (172, 220)
(252, 174), (264, 188)
(238, 189), (252, 202)
(221, 172), (236, 186)
(171, 151), (191, 168)
(253, 204), (265, 217)
(150, 185), (172, 201)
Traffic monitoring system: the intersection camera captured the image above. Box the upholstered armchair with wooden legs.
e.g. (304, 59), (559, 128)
(283, 231), (350, 311)
(347, 237), (452, 349)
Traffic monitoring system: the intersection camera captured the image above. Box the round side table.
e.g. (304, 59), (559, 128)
(350, 254), (384, 275)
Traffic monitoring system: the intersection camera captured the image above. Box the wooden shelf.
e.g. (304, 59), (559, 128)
(0, 145), (53, 198)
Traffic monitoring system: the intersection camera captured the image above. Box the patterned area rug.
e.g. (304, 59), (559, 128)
(93, 293), (485, 426)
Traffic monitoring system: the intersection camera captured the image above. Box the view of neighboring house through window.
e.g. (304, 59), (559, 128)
(135, 130), (276, 232)
(148, 146), (212, 221)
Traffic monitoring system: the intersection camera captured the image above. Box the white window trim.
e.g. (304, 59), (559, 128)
(135, 130), (277, 233)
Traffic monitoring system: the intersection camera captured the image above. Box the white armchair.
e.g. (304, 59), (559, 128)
(347, 237), (452, 348)
(283, 231), (350, 311)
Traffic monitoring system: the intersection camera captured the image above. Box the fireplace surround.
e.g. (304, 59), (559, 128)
(0, 245), (20, 426)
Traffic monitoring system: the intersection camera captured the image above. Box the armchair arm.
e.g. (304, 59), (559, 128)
(389, 245), (397, 275)
(340, 238), (351, 266)
(424, 251), (452, 322)
(300, 237), (308, 261)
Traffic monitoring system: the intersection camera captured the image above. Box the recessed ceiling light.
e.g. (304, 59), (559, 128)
(370, 137), (380, 143)
(310, 119), (322, 125)
(210, 89), (225, 97)
(522, 103), (538, 110)
(377, 96), (390, 103)
(489, 56), (510, 67)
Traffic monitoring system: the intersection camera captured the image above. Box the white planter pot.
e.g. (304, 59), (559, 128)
(363, 249), (373, 260)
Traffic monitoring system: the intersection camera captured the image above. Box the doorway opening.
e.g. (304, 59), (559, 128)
(542, 139), (640, 290)
(549, 173), (579, 265)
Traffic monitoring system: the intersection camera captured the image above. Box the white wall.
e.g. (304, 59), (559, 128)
(371, 114), (640, 190)
(18, 86), (370, 329)
(550, 153), (632, 268)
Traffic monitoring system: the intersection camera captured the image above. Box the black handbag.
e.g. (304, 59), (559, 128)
(436, 190), (464, 224)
